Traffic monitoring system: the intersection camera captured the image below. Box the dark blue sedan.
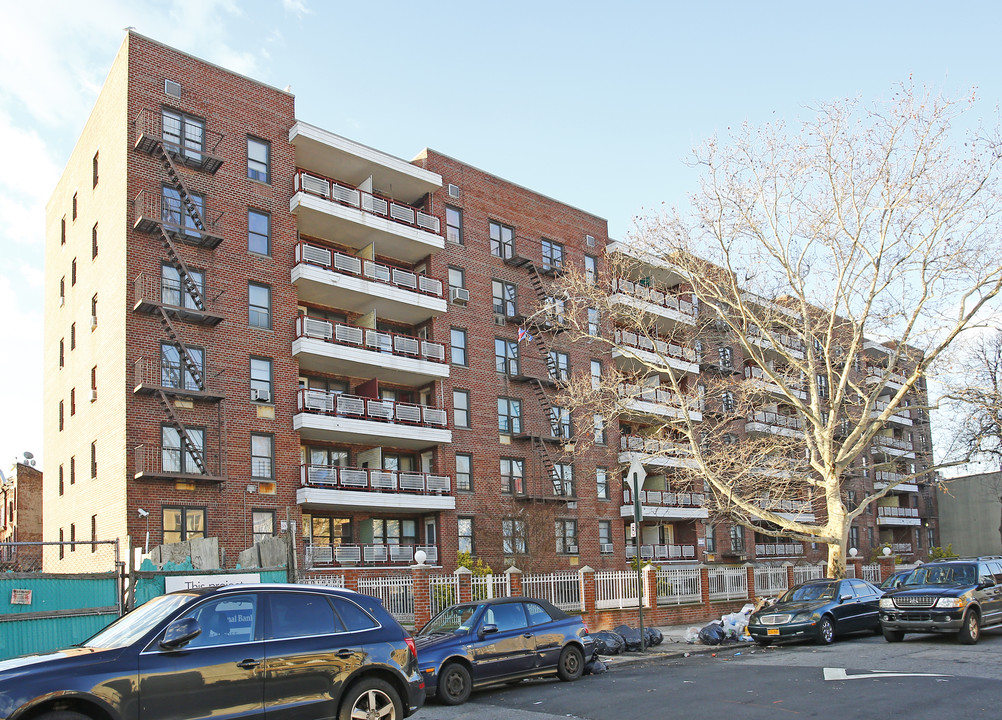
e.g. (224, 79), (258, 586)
(747, 578), (882, 645)
(414, 597), (593, 705)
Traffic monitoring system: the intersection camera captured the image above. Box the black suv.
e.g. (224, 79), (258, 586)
(879, 558), (1002, 644)
(0, 584), (424, 720)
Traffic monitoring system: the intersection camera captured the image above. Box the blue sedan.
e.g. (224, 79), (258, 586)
(747, 578), (882, 645)
(414, 597), (593, 705)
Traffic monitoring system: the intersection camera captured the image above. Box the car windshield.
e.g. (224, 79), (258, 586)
(880, 572), (912, 589)
(903, 564), (976, 586)
(83, 593), (195, 649)
(420, 604), (482, 635)
(781, 582), (836, 602)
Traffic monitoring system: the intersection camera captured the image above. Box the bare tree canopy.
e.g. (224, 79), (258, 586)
(553, 84), (1002, 578)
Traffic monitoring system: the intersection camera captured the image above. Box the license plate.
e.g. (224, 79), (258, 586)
(767, 628), (780, 636)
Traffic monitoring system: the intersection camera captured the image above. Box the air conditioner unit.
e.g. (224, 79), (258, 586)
(600, 543), (613, 554)
(566, 545), (578, 554)
(449, 287), (470, 305)
(164, 79), (182, 98)
(59, 296), (65, 307)
(585, 234), (596, 247)
(448, 183), (460, 198)
(89, 389), (97, 402)
(493, 314), (506, 326)
(90, 316), (98, 329)
(251, 388), (271, 403)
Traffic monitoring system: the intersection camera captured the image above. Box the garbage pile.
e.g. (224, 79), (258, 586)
(685, 603), (758, 645)
(588, 625), (665, 656)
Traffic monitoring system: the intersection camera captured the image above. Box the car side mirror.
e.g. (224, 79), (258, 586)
(839, 594), (853, 603)
(978, 577), (995, 590)
(160, 617), (201, 650)
(478, 623), (499, 638)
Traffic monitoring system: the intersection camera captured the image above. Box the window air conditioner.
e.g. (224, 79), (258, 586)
(449, 287), (470, 305)
(251, 388), (271, 403)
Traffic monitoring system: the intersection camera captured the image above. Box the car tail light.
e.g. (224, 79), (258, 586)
(582, 621), (589, 634)
(405, 635), (418, 660)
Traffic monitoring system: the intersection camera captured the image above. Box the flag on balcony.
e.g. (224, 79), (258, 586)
(518, 327), (533, 343)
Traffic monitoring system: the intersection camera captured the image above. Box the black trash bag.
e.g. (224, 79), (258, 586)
(614, 625), (644, 652)
(698, 622), (725, 646)
(584, 658), (608, 675)
(590, 630), (626, 655)
(644, 627), (664, 646)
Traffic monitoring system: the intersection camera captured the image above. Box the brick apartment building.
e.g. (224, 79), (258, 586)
(1, 462), (43, 569)
(44, 32), (938, 575)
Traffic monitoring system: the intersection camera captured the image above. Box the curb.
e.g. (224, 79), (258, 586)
(600, 641), (760, 668)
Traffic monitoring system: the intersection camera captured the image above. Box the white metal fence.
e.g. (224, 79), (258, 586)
(523, 572), (583, 612)
(472, 574), (511, 601)
(595, 570), (648, 609)
(793, 564), (826, 585)
(298, 573), (346, 588)
(708, 566), (749, 601)
(428, 574), (458, 617)
(753, 566), (789, 595)
(861, 563), (881, 583)
(358, 575), (414, 624)
(655, 565), (702, 604)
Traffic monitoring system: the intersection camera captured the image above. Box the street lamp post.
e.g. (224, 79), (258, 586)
(628, 463), (646, 652)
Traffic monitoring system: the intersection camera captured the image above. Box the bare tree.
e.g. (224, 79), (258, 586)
(553, 84), (1002, 578)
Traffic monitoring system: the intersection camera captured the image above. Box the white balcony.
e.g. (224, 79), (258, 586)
(743, 365), (807, 400)
(874, 471), (919, 493)
(626, 544), (697, 561)
(871, 399), (913, 426)
(618, 435), (696, 468)
(754, 543), (805, 557)
(877, 505), (921, 526)
(609, 277), (696, 327)
(293, 241), (446, 325)
(305, 543), (440, 568)
(745, 326), (805, 360)
(295, 389), (451, 450)
(621, 488), (709, 520)
(865, 368), (908, 394)
(298, 465), (455, 512)
(755, 497), (815, 522)
(617, 384), (702, 421)
(294, 317), (448, 385)
(745, 411), (803, 438)
(871, 435), (916, 459)
(612, 329), (699, 375)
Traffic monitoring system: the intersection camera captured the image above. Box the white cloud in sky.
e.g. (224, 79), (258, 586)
(0, 274), (44, 469)
(282, 0), (311, 18)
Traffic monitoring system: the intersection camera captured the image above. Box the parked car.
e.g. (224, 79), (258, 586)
(0, 584), (424, 720)
(880, 558), (1002, 644)
(414, 597), (593, 705)
(878, 569), (914, 593)
(747, 578), (882, 645)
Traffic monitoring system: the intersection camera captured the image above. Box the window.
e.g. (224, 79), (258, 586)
(92, 223), (98, 258)
(453, 389), (470, 428)
(162, 110), (205, 159)
(267, 591), (340, 639)
(161, 343), (204, 390)
(705, 524), (716, 553)
(849, 525), (859, 550)
(489, 220), (514, 259)
(497, 397), (522, 434)
(304, 515), (352, 548)
(70, 456), (76, 485)
(495, 338), (519, 375)
(92, 151), (99, 187)
(584, 255), (597, 284)
(59, 465), (64, 496)
(554, 462), (574, 496)
(251, 434), (274, 480)
(60, 276), (65, 303)
(816, 374), (829, 400)
(555, 519), (578, 554)
(721, 390), (736, 413)
(500, 458), (524, 494)
(541, 239), (564, 269)
(248, 210), (271, 255)
(91, 294), (98, 325)
(163, 506), (207, 544)
(450, 328), (468, 366)
(183, 594), (258, 648)
(59, 339), (64, 368)
(550, 406), (571, 439)
(59, 528), (64, 558)
(456, 453), (472, 492)
(247, 137), (270, 183)
(718, 346), (733, 370)
(91, 441), (97, 478)
(448, 267), (465, 291)
(72, 192), (77, 220)
(162, 186), (205, 235)
(373, 519), (417, 546)
(458, 517), (474, 553)
(70, 322), (76, 349)
(70, 389), (76, 416)
(446, 206), (463, 244)
(867, 526), (875, 549)
(161, 264), (205, 309)
(250, 357), (273, 402)
(249, 283), (271, 329)
(544, 295), (567, 326)
(252, 510), (275, 544)
(162, 425), (205, 475)
(58, 400), (64, 431)
(729, 525), (745, 553)
(587, 307), (600, 336)
(492, 280), (518, 317)
(927, 528), (935, 549)
(70, 524), (76, 551)
(591, 359), (602, 390)
(71, 258), (77, 286)
(596, 467), (609, 499)
(502, 518), (527, 554)
(593, 414), (606, 444)
(549, 351), (569, 382)
(599, 521), (612, 552)
(61, 217), (66, 245)
(915, 527), (923, 549)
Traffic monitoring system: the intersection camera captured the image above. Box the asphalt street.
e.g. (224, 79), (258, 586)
(414, 628), (1002, 720)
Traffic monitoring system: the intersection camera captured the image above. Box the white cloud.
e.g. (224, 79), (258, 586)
(282, 0), (312, 18)
(0, 274), (44, 471)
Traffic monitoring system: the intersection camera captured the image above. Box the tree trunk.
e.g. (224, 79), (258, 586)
(827, 542), (847, 579)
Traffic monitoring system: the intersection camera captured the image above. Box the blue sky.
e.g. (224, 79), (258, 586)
(2, 0), (1001, 471)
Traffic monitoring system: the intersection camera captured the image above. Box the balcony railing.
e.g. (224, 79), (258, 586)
(866, 368), (908, 386)
(305, 543), (439, 567)
(746, 411), (804, 431)
(295, 240), (444, 298)
(134, 108), (224, 173)
(754, 543), (804, 557)
(746, 325), (805, 354)
(873, 435), (913, 451)
(756, 497), (813, 514)
(133, 272), (223, 324)
(872, 400), (912, 422)
(617, 384), (701, 413)
(877, 506), (919, 518)
(614, 329), (697, 364)
(133, 190), (224, 248)
(891, 543), (913, 553)
(626, 544), (696, 561)
(875, 470), (906, 484)
(134, 444), (223, 482)
(611, 278), (696, 318)
(743, 365), (806, 392)
(620, 435), (692, 457)
(301, 464), (451, 494)
(623, 488), (706, 507)
(297, 389), (448, 428)
(296, 316), (446, 363)
(294, 168), (441, 235)
(133, 357), (224, 398)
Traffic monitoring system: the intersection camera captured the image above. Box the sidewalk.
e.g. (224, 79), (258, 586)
(598, 624), (762, 668)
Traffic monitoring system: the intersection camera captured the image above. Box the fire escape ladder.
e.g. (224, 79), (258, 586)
(155, 389), (207, 474)
(153, 141), (206, 231)
(157, 307), (205, 391)
(531, 379), (563, 439)
(160, 227), (206, 310)
(533, 436), (565, 497)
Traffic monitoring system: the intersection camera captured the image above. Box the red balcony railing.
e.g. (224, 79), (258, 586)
(297, 389), (448, 428)
(295, 240), (444, 297)
(295, 316), (446, 363)
(301, 464), (451, 494)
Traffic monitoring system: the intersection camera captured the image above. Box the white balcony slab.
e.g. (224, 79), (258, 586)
(295, 413), (451, 450)
(612, 345), (699, 375)
(293, 337), (449, 385)
(877, 516), (921, 527)
(297, 486), (455, 512)
(609, 293), (696, 327)
(620, 505), (709, 520)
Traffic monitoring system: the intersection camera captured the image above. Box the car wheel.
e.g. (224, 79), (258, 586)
(755, 637), (772, 647)
(815, 615), (835, 645)
(557, 644), (584, 681)
(438, 662), (472, 706)
(959, 610), (980, 645)
(338, 678), (402, 720)
(882, 628), (905, 642)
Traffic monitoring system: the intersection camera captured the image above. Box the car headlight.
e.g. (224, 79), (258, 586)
(879, 598), (894, 609)
(791, 611), (814, 623)
(935, 597), (967, 609)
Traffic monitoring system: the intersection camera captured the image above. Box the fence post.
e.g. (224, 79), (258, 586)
(579, 565), (595, 619)
(412, 563), (430, 630)
(745, 563), (756, 600)
(699, 565), (711, 610)
(785, 562), (795, 590)
(879, 556), (896, 583)
(505, 566), (523, 597)
(848, 557), (863, 580)
(342, 568), (359, 592)
(455, 566), (472, 603)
